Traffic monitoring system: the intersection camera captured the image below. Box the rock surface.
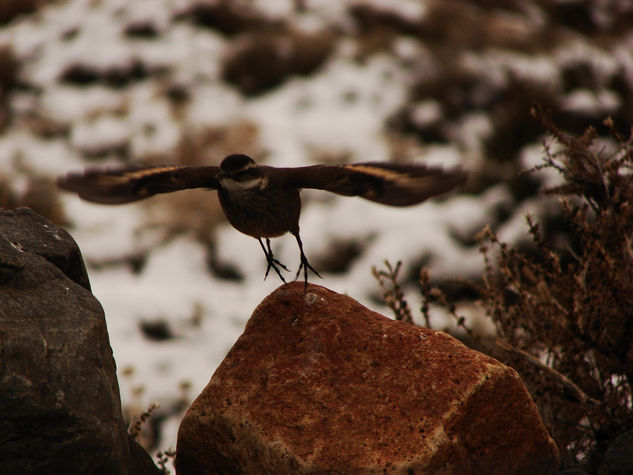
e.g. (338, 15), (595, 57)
(176, 282), (560, 474)
(0, 207), (159, 474)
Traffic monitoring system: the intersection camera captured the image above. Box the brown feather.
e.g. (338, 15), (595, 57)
(57, 165), (220, 204)
(270, 162), (467, 206)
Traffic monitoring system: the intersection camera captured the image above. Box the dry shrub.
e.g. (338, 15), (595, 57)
(477, 109), (633, 468)
(350, 0), (544, 53)
(183, 0), (274, 36)
(222, 28), (335, 96)
(375, 110), (633, 470)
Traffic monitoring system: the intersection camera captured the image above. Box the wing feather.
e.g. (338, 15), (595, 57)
(270, 162), (467, 206)
(57, 165), (220, 204)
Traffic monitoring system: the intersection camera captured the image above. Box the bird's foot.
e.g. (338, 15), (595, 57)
(264, 255), (289, 283)
(295, 254), (322, 290)
(291, 233), (321, 290)
(259, 238), (289, 283)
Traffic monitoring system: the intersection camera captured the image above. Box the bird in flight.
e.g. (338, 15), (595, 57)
(58, 154), (466, 285)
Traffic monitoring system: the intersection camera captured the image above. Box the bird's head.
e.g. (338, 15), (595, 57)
(218, 154), (266, 191)
(220, 154), (256, 174)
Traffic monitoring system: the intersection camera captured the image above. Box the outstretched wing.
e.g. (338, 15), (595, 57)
(57, 165), (221, 204)
(270, 162), (467, 206)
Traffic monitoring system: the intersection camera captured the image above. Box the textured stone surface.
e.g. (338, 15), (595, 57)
(176, 282), (560, 474)
(0, 207), (159, 474)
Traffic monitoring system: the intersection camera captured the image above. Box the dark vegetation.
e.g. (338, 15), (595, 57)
(0, 0), (54, 25)
(375, 110), (633, 471)
(221, 28), (335, 96)
(60, 59), (153, 89)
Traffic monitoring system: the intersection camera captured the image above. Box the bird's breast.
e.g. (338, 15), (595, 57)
(217, 185), (301, 239)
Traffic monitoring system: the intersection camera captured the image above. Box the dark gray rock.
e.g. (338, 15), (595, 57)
(0, 206), (91, 289)
(0, 207), (159, 474)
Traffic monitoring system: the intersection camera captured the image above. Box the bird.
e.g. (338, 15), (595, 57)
(58, 154), (467, 286)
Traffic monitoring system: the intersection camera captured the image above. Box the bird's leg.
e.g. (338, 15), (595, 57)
(258, 238), (288, 283)
(293, 232), (321, 289)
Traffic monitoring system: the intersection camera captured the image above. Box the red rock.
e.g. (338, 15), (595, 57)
(176, 282), (559, 474)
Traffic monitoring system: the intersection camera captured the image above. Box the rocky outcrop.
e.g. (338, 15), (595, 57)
(0, 207), (561, 473)
(176, 282), (560, 474)
(0, 207), (159, 474)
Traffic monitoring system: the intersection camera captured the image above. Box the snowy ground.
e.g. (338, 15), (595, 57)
(1, 0), (631, 464)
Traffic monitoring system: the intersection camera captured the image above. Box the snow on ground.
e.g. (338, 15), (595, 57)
(244, 53), (406, 166)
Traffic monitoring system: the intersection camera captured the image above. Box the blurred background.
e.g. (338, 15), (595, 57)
(1, 0), (632, 467)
